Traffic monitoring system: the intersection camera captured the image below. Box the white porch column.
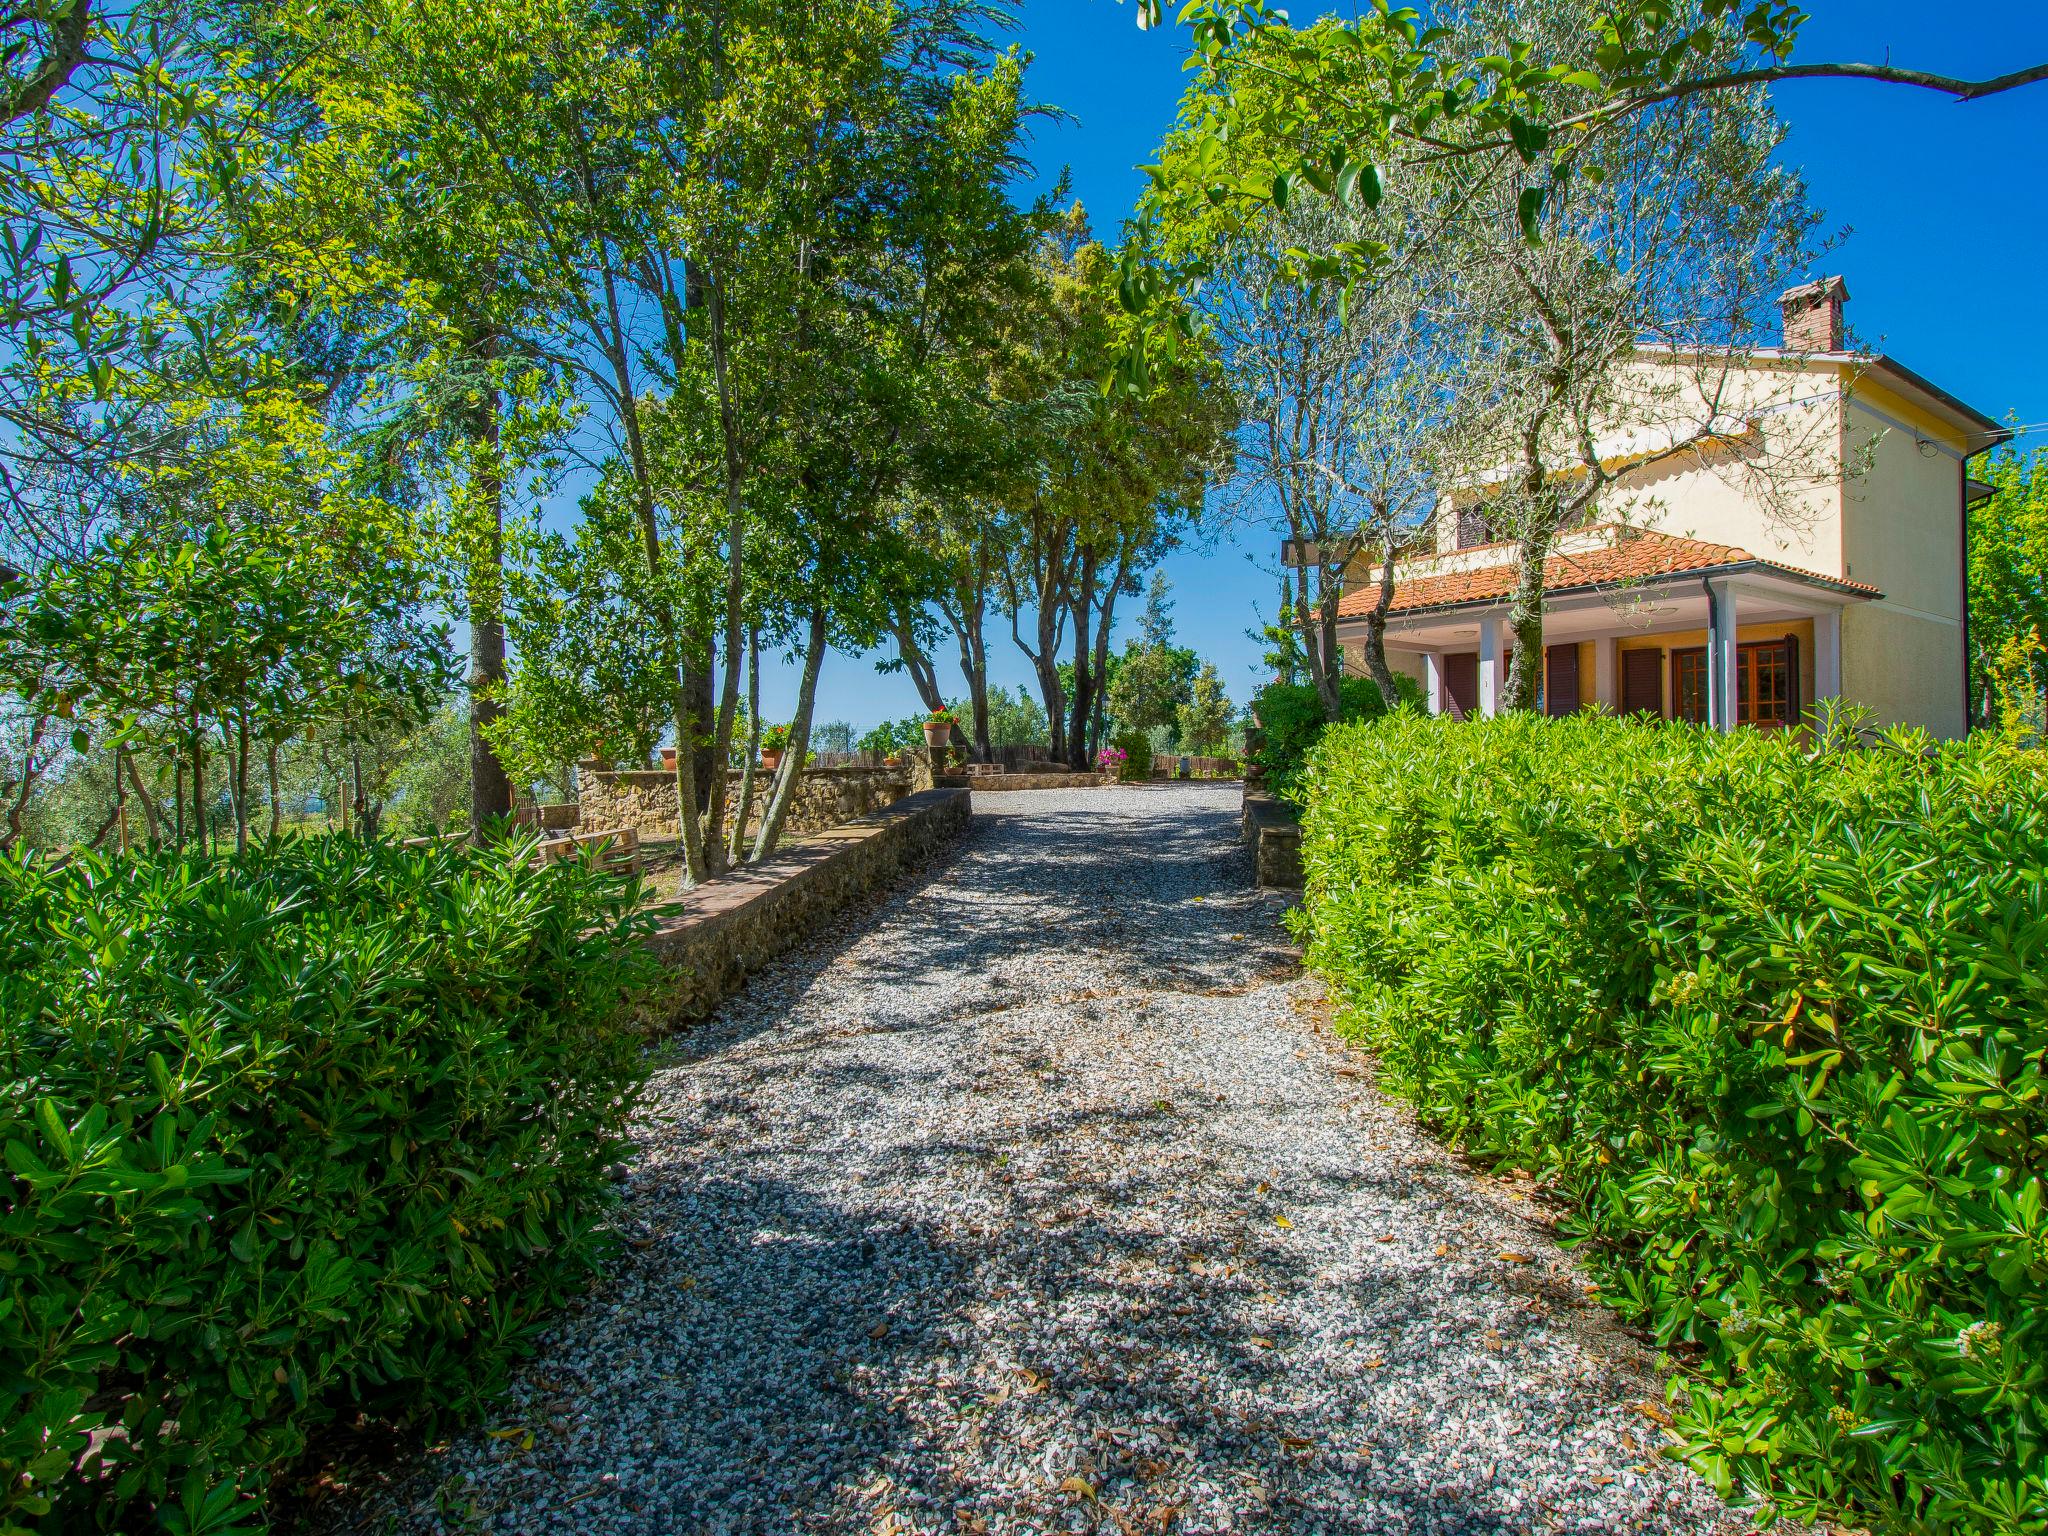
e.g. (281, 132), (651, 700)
(1813, 607), (1842, 708)
(1593, 636), (1618, 711)
(1478, 612), (1503, 718)
(1424, 652), (1446, 717)
(1708, 579), (1740, 731)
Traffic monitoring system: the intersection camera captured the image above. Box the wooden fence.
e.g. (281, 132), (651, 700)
(1150, 754), (1242, 779)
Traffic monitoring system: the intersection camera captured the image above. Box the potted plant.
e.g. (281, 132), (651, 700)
(760, 722), (792, 772)
(659, 745), (677, 771)
(922, 708), (957, 750)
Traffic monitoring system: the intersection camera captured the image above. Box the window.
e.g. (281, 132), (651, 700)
(1670, 639), (1799, 728)
(1738, 640), (1796, 729)
(1673, 648), (1709, 724)
(1454, 507), (1495, 550)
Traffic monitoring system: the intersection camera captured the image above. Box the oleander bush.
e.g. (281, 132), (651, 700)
(0, 835), (657, 1533)
(1295, 711), (2047, 1534)
(1249, 674), (1419, 799)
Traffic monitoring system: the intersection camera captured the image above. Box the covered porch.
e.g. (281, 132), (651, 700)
(1338, 530), (1881, 731)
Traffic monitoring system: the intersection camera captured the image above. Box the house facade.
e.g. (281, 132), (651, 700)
(1327, 280), (2008, 739)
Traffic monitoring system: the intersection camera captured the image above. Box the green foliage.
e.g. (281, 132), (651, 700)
(1106, 642), (1199, 739)
(386, 702), (473, 837)
(1176, 662), (1233, 755)
(1248, 675), (1409, 797)
(759, 722), (792, 754)
(0, 836), (655, 1530)
(1296, 712), (2048, 1534)
(1969, 445), (2048, 733)
(973, 686), (1048, 750)
(1110, 729), (1152, 782)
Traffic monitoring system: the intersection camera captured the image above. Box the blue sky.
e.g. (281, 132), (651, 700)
(768, 0), (2048, 736)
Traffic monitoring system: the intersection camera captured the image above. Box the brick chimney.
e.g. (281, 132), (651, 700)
(1779, 276), (1849, 353)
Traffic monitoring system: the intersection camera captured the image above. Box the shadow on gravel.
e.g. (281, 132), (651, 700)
(662, 791), (1290, 1068)
(393, 1097), (1575, 1533)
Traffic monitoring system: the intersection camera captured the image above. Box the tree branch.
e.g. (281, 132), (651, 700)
(1, 0), (90, 126)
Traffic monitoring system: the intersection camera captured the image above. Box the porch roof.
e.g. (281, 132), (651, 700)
(1335, 527), (1880, 622)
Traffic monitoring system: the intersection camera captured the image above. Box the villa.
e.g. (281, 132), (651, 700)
(1324, 279), (2007, 738)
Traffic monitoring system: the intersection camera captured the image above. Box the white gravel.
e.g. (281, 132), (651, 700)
(324, 785), (1742, 1536)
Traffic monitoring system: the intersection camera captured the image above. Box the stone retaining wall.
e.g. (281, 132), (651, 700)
(965, 771), (1110, 791)
(639, 787), (971, 1028)
(579, 764), (913, 842)
(1241, 790), (1304, 889)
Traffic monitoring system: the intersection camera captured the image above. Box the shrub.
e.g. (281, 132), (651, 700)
(0, 835), (656, 1532)
(1249, 675), (1418, 798)
(1111, 729), (1152, 782)
(1295, 711), (2048, 1533)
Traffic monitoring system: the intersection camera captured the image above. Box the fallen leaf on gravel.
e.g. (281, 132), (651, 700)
(1635, 1402), (1674, 1427)
(868, 1320), (890, 1339)
(1375, 1234), (1394, 1244)
(1059, 1475), (1097, 1501)
(1274, 1214), (1293, 1229)
(1591, 1474), (1615, 1487)
(1434, 1242), (1451, 1256)
(1362, 1357), (1384, 1369)
(1134, 1459), (1170, 1481)
(871, 1511), (910, 1535)
(1280, 1434), (1314, 1451)
(485, 1426), (525, 1441)
(1249, 1336), (1276, 1349)
(1016, 1367), (1049, 1394)
(1496, 1251), (1533, 1264)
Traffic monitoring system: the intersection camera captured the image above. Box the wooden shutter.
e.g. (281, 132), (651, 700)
(1443, 652), (1479, 719)
(1545, 644), (1581, 717)
(1620, 648), (1662, 716)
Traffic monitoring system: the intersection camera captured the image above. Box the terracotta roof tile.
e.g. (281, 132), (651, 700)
(1335, 528), (1879, 619)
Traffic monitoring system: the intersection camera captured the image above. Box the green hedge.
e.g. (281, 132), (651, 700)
(1295, 712), (2047, 1533)
(0, 836), (656, 1532)
(1249, 675), (1418, 798)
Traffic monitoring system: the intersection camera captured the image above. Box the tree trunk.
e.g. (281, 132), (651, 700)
(1361, 517), (1403, 708)
(191, 733), (206, 852)
(125, 748), (162, 844)
(233, 710), (251, 854)
(266, 742), (282, 840)
(943, 596), (992, 761)
(1065, 549), (1099, 771)
(697, 270), (749, 879)
(750, 607), (827, 863)
(894, 619), (947, 713)
(727, 626), (762, 867)
(467, 339), (513, 840)
(1503, 531), (1550, 712)
(173, 757), (185, 845)
(1088, 551), (1128, 760)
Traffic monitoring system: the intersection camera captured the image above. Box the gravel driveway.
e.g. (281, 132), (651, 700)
(329, 784), (1739, 1536)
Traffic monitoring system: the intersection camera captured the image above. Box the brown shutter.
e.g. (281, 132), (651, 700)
(1545, 644), (1581, 717)
(1443, 653), (1479, 719)
(1620, 648), (1662, 717)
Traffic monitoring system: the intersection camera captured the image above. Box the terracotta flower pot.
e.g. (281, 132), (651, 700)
(760, 749), (784, 772)
(660, 746), (677, 771)
(923, 720), (953, 748)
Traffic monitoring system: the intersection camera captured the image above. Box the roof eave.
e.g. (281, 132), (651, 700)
(1345, 559), (1883, 625)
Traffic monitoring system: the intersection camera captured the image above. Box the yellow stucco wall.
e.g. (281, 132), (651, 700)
(1337, 357), (1976, 738)
(1835, 384), (1968, 738)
